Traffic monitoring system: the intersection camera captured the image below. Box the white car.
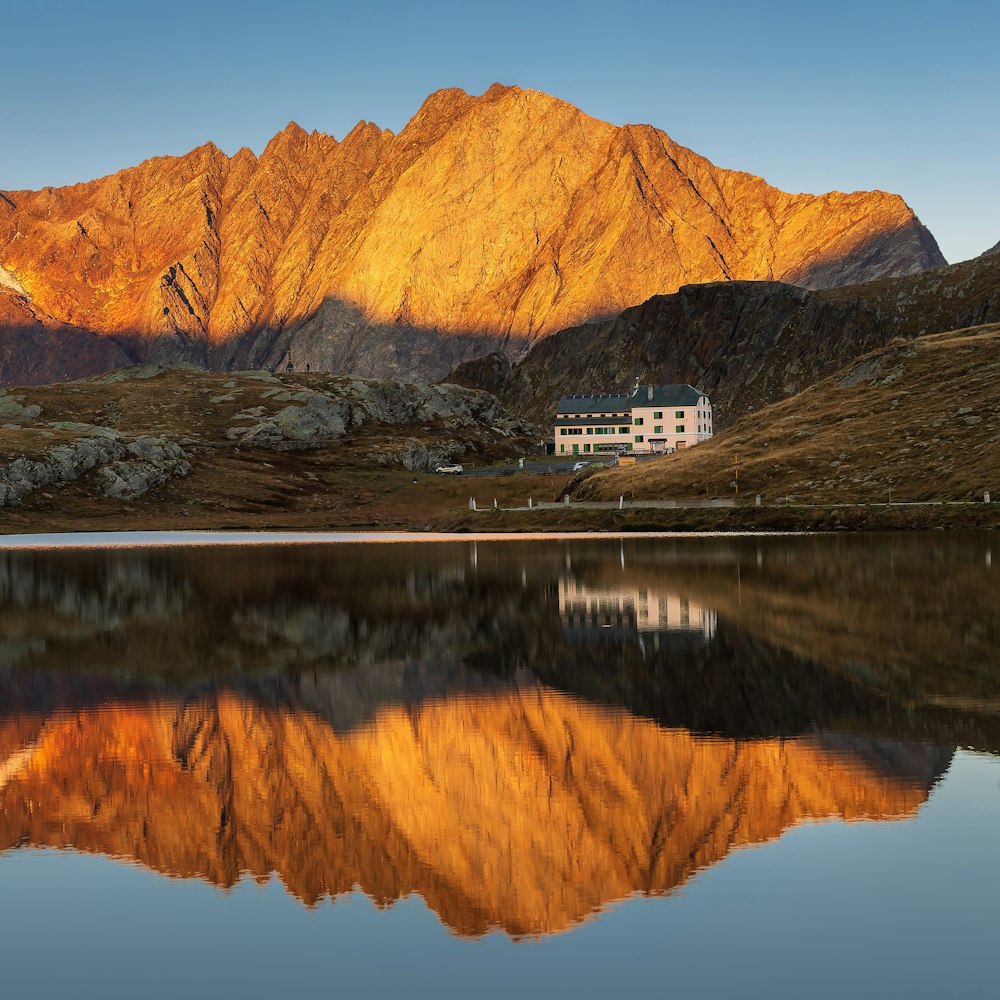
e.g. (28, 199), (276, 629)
(434, 464), (464, 475)
(572, 461), (591, 471)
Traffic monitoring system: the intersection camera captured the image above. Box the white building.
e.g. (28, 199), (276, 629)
(553, 383), (713, 456)
(558, 576), (718, 643)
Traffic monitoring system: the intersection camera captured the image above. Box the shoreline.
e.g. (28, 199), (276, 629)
(1, 500), (998, 547)
(0, 528), (809, 550)
(427, 503), (1000, 533)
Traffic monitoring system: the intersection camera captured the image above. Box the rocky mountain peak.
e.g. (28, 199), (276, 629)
(0, 85), (949, 385)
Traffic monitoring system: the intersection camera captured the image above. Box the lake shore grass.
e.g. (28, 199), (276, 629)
(428, 502), (1000, 533)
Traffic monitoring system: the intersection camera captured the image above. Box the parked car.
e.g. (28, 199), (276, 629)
(572, 461), (591, 471)
(434, 464), (464, 475)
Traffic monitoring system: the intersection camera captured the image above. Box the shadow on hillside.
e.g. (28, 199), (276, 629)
(0, 294), (536, 389)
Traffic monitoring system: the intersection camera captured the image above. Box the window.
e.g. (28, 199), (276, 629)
(584, 443), (591, 453)
(634, 435), (644, 443)
(676, 425), (684, 433)
(653, 411), (663, 419)
(653, 425), (663, 434)
(675, 410), (684, 418)
(633, 417), (644, 426)
(619, 426), (630, 434)
(559, 444), (565, 453)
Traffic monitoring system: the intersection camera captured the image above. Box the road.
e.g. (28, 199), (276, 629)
(455, 457), (656, 478)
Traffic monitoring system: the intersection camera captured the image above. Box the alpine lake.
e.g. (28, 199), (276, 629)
(0, 531), (996, 999)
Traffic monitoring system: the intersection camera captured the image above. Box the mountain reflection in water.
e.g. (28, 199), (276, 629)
(0, 534), (996, 938)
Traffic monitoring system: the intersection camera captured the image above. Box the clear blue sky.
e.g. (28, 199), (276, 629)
(3, 0), (997, 263)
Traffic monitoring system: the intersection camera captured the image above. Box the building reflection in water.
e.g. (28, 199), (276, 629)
(558, 575), (717, 649)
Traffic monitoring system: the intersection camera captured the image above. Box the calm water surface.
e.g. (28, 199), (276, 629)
(0, 532), (997, 998)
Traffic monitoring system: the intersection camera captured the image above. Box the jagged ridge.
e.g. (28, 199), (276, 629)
(0, 85), (943, 385)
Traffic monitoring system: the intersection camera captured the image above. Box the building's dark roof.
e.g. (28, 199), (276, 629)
(631, 384), (705, 407)
(555, 393), (632, 416)
(555, 384), (705, 416)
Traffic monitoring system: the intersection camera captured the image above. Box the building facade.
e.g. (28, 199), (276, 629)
(553, 383), (713, 456)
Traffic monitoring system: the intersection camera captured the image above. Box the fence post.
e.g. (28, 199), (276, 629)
(986, 491), (991, 504)
(563, 495), (570, 505)
(528, 496), (533, 509)
(619, 495), (624, 510)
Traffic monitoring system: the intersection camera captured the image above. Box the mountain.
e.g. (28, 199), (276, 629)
(0, 85), (944, 386)
(447, 249), (1000, 426)
(984, 240), (1000, 257)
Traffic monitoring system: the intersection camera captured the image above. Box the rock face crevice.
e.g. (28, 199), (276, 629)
(0, 85), (944, 385)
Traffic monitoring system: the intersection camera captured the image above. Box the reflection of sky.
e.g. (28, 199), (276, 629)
(1, 752), (995, 999)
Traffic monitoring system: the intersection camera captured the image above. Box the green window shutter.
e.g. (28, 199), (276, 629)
(634, 435), (644, 443)
(654, 425), (663, 434)
(675, 410), (684, 418)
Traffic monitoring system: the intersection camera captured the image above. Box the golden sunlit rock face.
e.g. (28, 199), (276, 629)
(0, 85), (943, 381)
(0, 688), (946, 937)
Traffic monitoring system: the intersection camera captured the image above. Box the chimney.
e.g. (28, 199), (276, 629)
(647, 386), (653, 401)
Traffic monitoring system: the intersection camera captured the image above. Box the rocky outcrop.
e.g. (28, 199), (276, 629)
(0, 366), (534, 506)
(0, 85), (944, 386)
(0, 388), (41, 424)
(92, 438), (192, 500)
(983, 240), (1000, 257)
(0, 432), (190, 505)
(448, 250), (1000, 426)
(226, 374), (530, 452)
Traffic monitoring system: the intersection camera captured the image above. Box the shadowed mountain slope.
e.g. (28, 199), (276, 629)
(447, 249), (1000, 425)
(1, 85), (942, 385)
(575, 323), (1000, 504)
